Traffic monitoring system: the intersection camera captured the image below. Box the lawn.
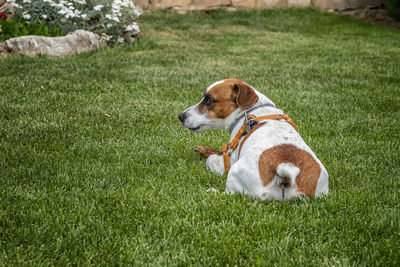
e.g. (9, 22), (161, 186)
(0, 8), (399, 265)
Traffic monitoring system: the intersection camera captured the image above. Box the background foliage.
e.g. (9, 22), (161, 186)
(2, 0), (141, 44)
(0, 17), (63, 41)
(386, 0), (400, 20)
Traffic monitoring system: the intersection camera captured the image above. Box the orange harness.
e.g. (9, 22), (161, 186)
(221, 113), (299, 173)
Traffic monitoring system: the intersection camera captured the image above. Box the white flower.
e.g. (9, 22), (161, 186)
(22, 12), (31, 20)
(119, 0), (134, 9)
(6, 0), (22, 9)
(22, 0), (32, 3)
(64, 10), (76, 19)
(93, 4), (104, 11)
(111, 1), (123, 17)
(134, 7), (142, 17)
(117, 37), (124, 43)
(74, 0), (86, 4)
(58, 9), (67, 15)
(42, 14), (48, 19)
(106, 23), (113, 28)
(81, 14), (87, 19)
(111, 6), (122, 17)
(125, 22), (140, 33)
(105, 14), (120, 23)
(43, 0), (55, 6)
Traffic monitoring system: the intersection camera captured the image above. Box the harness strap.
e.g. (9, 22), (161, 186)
(221, 113), (299, 173)
(253, 114), (299, 132)
(228, 103), (275, 134)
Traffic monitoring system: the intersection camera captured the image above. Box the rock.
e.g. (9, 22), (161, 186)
(133, 0), (150, 9)
(287, 0), (311, 7)
(312, 0), (382, 10)
(258, 0), (287, 8)
(149, 0), (231, 10)
(136, 0), (384, 10)
(4, 30), (106, 58)
(150, 0), (192, 10)
(231, 0), (258, 8)
(189, 0), (231, 10)
(232, 0), (287, 9)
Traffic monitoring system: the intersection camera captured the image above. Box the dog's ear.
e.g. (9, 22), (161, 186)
(234, 82), (259, 110)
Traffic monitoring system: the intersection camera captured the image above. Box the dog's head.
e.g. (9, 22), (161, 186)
(178, 79), (260, 132)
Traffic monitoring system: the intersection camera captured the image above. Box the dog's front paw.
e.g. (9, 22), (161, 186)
(206, 154), (225, 175)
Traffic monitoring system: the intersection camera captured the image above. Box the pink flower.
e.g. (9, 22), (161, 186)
(0, 13), (7, 20)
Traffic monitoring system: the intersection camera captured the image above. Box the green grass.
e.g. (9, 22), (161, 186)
(1, 8), (400, 265)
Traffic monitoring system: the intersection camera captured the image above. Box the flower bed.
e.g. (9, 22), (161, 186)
(2, 0), (142, 45)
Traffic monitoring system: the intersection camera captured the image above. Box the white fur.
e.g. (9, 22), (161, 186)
(180, 96), (240, 132)
(206, 80), (224, 92)
(206, 154), (225, 175)
(276, 163), (300, 185)
(181, 81), (329, 200)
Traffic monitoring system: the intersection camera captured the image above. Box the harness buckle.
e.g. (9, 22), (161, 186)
(245, 113), (257, 133)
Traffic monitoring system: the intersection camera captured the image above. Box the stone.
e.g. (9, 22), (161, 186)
(5, 30), (106, 58)
(150, 0), (231, 11)
(232, 0), (287, 9)
(312, 0), (382, 10)
(133, 0), (385, 10)
(231, 0), (258, 8)
(132, 0), (150, 9)
(287, 0), (311, 7)
(150, 0), (192, 10)
(258, 0), (287, 8)
(189, 0), (231, 10)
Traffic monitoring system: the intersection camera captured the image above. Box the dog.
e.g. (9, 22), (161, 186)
(178, 79), (329, 200)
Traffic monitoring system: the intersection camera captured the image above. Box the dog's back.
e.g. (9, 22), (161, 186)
(227, 119), (329, 200)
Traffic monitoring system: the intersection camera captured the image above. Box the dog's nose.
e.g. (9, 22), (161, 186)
(178, 112), (187, 123)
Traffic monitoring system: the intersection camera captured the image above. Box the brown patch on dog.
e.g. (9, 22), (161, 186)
(258, 144), (321, 197)
(197, 79), (258, 119)
(197, 84), (238, 119)
(235, 82), (259, 109)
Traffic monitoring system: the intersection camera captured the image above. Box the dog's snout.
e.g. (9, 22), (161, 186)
(178, 112), (187, 123)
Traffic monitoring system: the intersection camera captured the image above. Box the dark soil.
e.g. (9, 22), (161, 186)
(338, 7), (400, 29)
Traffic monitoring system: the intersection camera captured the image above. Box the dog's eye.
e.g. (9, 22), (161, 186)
(204, 95), (216, 106)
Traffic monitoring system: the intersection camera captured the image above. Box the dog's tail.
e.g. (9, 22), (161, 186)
(276, 163), (300, 189)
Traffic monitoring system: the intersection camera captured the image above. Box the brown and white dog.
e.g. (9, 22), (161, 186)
(178, 79), (329, 200)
